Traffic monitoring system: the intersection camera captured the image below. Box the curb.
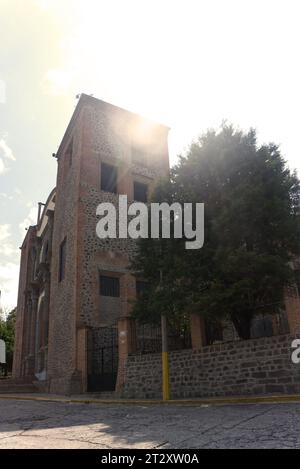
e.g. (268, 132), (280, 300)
(0, 393), (300, 406)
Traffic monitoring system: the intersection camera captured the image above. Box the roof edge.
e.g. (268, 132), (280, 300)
(56, 94), (170, 159)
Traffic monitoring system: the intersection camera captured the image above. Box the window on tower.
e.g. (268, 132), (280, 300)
(134, 181), (148, 202)
(99, 275), (120, 297)
(101, 162), (118, 193)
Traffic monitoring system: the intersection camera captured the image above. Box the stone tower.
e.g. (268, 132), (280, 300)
(13, 94), (169, 394)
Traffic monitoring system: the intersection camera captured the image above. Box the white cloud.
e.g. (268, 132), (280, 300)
(0, 138), (15, 175)
(19, 206), (38, 235)
(0, 224), (18, 257)
(0, 192), (13, 200)
(0, 262), (19, 311)
(14, 187), (22, 196)
(0, 244), (16, 257)
(0, 224), (10, 242)
(0, 138), (15, 161)
(0, 158), (7, 175)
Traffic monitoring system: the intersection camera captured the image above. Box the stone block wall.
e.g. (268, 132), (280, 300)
(123, 333), (300, 399)
(76, 99), (169, 329)
(47, 105), (83, 394)
(13, 94), (170, 394)
(12, 226), (36, 378)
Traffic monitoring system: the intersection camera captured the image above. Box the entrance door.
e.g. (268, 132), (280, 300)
(87, 327), (118, 392)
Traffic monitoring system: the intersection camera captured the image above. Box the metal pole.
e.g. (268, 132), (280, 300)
(161, 314), (170, 400)
(160, 268), (170, 400)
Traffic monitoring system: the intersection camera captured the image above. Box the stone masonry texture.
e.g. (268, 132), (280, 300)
(12, 93), (300, 398)
(13, 94), (169, 395)
(123, 334), (300, 399)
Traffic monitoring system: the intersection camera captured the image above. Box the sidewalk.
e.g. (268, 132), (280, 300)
(1, 392), (300, 406)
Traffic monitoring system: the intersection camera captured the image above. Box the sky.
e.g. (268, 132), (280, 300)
(0, 0), (300, 310)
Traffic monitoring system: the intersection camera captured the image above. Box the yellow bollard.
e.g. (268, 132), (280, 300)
(162, 350), (170, 400)
(161, 314), (170, 400)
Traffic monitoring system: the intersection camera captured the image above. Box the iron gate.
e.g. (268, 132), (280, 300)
(87, 326), (118, 392)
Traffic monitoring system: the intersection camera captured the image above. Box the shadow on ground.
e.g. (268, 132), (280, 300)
(0, 399), (300, 448)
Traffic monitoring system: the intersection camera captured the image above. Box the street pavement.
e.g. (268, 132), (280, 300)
(0, 398), (300, 449)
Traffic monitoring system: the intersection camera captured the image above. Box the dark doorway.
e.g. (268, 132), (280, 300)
(87, 327), (118, 392)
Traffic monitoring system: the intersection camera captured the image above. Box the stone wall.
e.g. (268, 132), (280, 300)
(77, 100), (169, 330)
(13, 94), (170, 394)
(12, 226), (36, 378)
(123, 334), (300, 399)
(47, 108), (83, 395)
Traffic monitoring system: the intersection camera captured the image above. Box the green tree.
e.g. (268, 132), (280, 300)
(131, 125), (300, 339)
(0, 307), (16, 371)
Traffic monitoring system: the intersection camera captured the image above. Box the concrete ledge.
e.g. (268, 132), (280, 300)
(1, 393), (300, 406)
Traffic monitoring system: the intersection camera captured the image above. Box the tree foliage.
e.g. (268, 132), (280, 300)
(0, 307), (16, 370)
(131, 125), (300, 339)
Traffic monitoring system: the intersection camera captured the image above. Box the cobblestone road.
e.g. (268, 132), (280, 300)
(0, 399), (300, 449)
